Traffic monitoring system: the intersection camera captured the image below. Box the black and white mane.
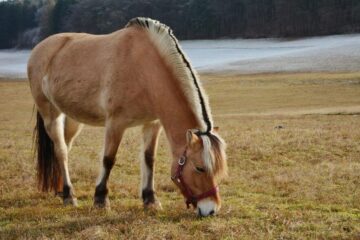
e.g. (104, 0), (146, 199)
(127, 17), (227, 177)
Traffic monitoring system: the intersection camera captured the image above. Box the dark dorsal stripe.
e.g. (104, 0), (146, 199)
(127, 17), (212, 133)
(167, 29), (212, 133)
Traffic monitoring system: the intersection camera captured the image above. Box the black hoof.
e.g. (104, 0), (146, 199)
(94, 196), (110, 209)
(94, 184), (110, 208)
(144, 199), (162, 210)
(64, 197), (78, 206)
(142, 189), (162, 210)
(60, 185), (77, 206)
(142, 189), (155, 204)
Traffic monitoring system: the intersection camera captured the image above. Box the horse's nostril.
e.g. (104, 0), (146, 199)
(198, 208), (203, 217)
(209, 210), (215, 215)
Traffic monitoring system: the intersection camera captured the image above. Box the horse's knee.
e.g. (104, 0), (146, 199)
(140, 122), (162, 208)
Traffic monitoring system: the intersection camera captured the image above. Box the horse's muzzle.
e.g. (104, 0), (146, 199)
(197, 199), (218, 217)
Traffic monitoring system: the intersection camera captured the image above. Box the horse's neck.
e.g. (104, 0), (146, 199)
(146, 68), (199, 158)
(161, 104), (196, 158)
(158, 87), (198, 158)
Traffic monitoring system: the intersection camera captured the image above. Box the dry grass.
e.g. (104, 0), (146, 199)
(0, 72), (360, 239)
(203, 72), (360, 115)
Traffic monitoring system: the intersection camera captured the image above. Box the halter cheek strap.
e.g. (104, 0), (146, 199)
(171, 148), (219, 208)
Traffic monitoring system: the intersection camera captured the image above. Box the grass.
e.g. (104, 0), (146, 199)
(0, 72), (360, 239)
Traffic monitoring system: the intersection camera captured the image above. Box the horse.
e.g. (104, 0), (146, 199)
(27, 17), (227, 217)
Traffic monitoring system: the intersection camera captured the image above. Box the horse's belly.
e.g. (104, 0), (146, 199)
(61, 104), (105, 126)
(58, 100), (156, 127)
(54, 98), (105, 126)
(46, 86), (156, 127)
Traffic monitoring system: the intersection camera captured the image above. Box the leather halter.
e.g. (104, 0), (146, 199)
(171, 148), (219, 208)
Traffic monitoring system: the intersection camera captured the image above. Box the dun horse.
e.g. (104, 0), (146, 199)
(28, 17), (227, 217)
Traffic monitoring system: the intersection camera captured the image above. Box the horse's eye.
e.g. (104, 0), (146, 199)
(195, 167), (205, 173)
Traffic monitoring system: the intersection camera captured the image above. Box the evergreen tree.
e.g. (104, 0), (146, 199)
(0, 0), (360, 49)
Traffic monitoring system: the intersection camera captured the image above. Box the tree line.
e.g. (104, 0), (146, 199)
(1, 0), (360, 49)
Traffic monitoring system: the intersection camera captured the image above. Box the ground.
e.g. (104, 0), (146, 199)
(2, 34), (360, 78)
(0, 72), (359, 239)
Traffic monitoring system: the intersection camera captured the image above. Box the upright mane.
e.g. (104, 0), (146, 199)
(126, 17), (212, 133)
(126, 17), (227, 178)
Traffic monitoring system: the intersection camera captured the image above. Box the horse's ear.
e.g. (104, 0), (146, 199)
(186, 130), (200, 147)
(213, 126), (220, 132)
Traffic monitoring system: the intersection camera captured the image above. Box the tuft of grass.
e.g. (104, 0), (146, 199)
(0, 72), (360, 239)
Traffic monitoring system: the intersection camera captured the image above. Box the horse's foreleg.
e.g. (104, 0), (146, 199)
(94, 122), (124, 208)
(141, 121), (162, 209)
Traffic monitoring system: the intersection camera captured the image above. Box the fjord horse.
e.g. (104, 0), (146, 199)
(28, 17), (227, 217)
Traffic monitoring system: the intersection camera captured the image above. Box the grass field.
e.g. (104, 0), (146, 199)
(0, 72), (360, 239)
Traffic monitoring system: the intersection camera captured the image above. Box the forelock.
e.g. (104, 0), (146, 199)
(199, 133), (227, 178)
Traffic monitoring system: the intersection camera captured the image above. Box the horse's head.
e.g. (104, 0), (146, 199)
(172, 129), (227, 217)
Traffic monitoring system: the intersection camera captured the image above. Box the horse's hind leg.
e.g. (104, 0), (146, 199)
(39, 108), (78, 206)
(64, 116), (83, 151)
(140, 121), (162, 209)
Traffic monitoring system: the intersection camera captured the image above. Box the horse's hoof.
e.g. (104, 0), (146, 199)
(94, 197), (110, 209)
(144, 200), (162, 211)
(64, 197), (78, 207)
(56, 191), (64, 198)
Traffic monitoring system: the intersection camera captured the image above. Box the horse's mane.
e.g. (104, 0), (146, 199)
(126, 17), (227, 178)
(126, 17), (212, 133)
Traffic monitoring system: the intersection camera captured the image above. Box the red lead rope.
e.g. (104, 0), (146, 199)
(171, 149), (219, 208)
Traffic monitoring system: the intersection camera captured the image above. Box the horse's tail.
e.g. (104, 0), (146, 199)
(34, 111), (62, 193)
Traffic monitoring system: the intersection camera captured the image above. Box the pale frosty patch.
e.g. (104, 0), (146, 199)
(1, 34), (360, 79)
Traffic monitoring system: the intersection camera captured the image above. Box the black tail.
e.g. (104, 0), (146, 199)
(34, 112), (62, 193)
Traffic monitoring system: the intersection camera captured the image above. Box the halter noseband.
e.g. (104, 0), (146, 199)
(171, 148), (219, 208)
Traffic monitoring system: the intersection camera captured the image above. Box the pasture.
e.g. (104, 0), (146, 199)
(0, 72), (359, 239)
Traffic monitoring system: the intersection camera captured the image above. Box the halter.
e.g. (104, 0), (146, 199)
(171, 148), (219, 208)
